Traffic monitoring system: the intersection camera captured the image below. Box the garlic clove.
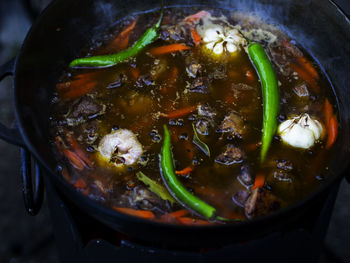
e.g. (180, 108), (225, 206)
(226, 42), (238, 53)
(278, 114), (324, 149)
(213, 43), (224, 54)
(203, 28), (222, 43)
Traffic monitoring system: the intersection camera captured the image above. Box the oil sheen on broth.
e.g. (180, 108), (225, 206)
(50, 7), (338, 224)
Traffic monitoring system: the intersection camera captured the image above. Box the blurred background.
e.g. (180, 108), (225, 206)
(0, 0), (349, 262)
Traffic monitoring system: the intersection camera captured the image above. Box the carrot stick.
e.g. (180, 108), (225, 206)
(245, 70), (255, 83)
(130, 68), (140, 80)
(61, 166), (71, 184)
(160, 209), (190, 223)
(324, 99), (333, 126)
(290, 63), (319, 93)
(169, 67), (179, 85)
(113, 207), (155, 219)
(176, 166), (193, 175)
(298, 57), (319, 80)
(252, 174), (265, 190)
(177, 217), (211, 225)
(66, 134), (92, 168)
(191, 28), (201, 45)
(326, 115), (338, 149)
(61, 81), (97, 101)
(110, 20), (137, 50)
(73, 178), (87, 189)
(63, 149), (85, 171)
(185, 10), (210, 23)
(160, 105), (197, 118)
(149, 44), (191, 56)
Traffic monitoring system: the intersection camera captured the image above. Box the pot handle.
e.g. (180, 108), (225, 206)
(0, 59), (26, 147)
(21, 148), (44, 216)
(1, 59), (44, 215)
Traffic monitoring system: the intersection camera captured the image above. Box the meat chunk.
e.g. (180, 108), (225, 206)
(293, 83), (309, 98)
(98, 129), (143, 167)
(186, 58), (202, 78)
(209, 64), (227, 80)
(66, 96), (105, 126)
(116, 186), (171, 214)
(233, 190), (250, 207)
(136, 74), (154, 87)
(197, 104), (216, 119)
(188, 77), (210, 93)
(215, 144), (244, 165)
(276, 159), (293, 171)
(160, 25), (185, 42)
(273, 170), (293, 182)
(107, 73), (127, 89)
(195, 118), (211, 136)
(218, 112), (246, 138)
(245, 188), (281, 219)
(237, 165), (253, 187)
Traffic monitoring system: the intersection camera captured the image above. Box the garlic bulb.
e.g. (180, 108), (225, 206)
(202, 26), (246, 55)
(278, 114), (323, 149)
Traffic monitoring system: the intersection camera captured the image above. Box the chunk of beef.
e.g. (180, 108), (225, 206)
(233, 190), (250, 207)
(66, 96), (105, 126)
(209, 64), (227, 80)
(136, 74), (154, 87)
(107, 73), (127, 89)
(245, 188), (281, 219)
(197, 104), (216, 119)
(188, 77), (210, 93)
(273, 170), (293, 183)
(218, 112), (246, 138)
(195, 118), (211, 136)
(160, 25), (185, 42)
(237, 165), (253, 187)
(293, 83), (309, 98)
(186, 58), (202, 78)
(117, 186), (171, 214)
(215, 144), (244, 165)
(276, 159), (293, 171)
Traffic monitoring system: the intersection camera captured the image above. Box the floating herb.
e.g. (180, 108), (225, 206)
(192, 123), (210, 157)
(136, 171), (176, 204)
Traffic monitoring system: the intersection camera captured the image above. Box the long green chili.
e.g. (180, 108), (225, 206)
(160, 125), (217, 219)
(69, 7), (164, 68)
(248, 43), (279, 162)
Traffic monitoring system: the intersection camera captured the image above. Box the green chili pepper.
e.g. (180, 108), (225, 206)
(160, 125), (217, 219)
(69, 7), (164, 68)
(248, 43), (279, 162)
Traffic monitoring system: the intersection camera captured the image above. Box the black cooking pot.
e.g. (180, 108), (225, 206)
(0, 0), (349, 248)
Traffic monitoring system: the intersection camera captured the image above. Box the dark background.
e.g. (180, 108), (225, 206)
(0, 0), (349, 262)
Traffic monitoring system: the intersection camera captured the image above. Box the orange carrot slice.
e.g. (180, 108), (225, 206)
(130, 68), (140, 80)
(175, 166), (193, 175)
(326, 115), (338, 149)
(290, 63), (319, 93)
(160, 105), (197, 119)
(111, 19), (137, 50)
(73, 178), (87, 189)
(191, 28), (201, 45)
(113, 207), (155, 219)
(61, 81), (97, 101)
(177, 217), (211, 225)
(66, 134), (92, 168)
(252, 174), (265, 190)
(149, 44), (191, 56)
(324, 99), (333, 126)
(63, 149), (85, 171)
(298, 57), (319, 80)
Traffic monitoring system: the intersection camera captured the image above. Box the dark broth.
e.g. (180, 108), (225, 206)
(50, 7), (338, 224)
